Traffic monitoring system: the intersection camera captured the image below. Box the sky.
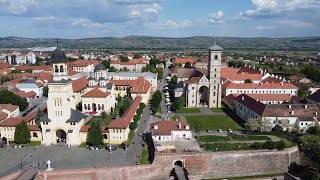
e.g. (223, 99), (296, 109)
(0, 0), (319, 38)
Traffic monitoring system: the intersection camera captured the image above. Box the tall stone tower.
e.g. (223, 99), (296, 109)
(41, 48), (80, 146)
(208, 43), (223, 108)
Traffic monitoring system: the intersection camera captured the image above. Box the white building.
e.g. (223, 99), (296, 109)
(150, 121), (192, 141)
(234, 94), (319, 132)
(0, 104), (20, 118)
(110, 60), (147, 72)
(16, 79), (44, 97)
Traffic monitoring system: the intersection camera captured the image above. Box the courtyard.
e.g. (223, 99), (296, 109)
(186, 115), (243, 131)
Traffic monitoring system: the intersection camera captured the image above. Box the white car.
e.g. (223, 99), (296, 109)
(227, 129), (233, 133)
(218, 129), (223, 133)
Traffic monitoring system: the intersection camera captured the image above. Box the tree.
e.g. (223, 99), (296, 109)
(184, 62), (192, 68)
(139, 103), (146, 110)
(87, 122), (103, 146)
(101, 111), (107, 119)
(0, 90), (28, 111)
(14, 121), (30, 144)
(172, 97), (185, 111)
(133, 53), (141, 59)
(133, 115), (141, 122)
(122, 67), (130, 72)
(35, 108), (43, 125)
(244, 79), (253, 83)
(136, 108), (143, 115)
(108, 66), (117, 72)
(120, 55), (129, 62)
(155, 67), (164, 80)
(101, 60), (110, 69)
(298, 134), (320, 162)
(297, 87), (311, 99)
(307, 125), (320, 136)
(0, 76), (11, 85)
(129, 122), (138, 130)
(178, 63), (182, 67)
(245, 118), (260, 131)
(192, 122), (203, 135)
(42, 86), (49, 97)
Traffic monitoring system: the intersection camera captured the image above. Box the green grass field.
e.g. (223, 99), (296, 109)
(176, 108), (200, 113)
(211, 108), (224, 112)
(86, 115), (113, 126)
(186, 115), (242, 131)
(198, 135), (271, 142)
(139, 145), (150, 165)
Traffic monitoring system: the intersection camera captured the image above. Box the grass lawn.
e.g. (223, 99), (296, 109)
(176, 108), (200, 113)
(200, 143), (252, 151)
(86, 115), (113, 126)
(29, 141), (41, 146)
(198, 135), (270, 142)
(211, 108), (224, 112)
(187, 115), (242, 131)
(139, 145), (150, 164)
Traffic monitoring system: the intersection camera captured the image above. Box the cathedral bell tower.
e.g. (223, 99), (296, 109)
(208, 43), (223, 108)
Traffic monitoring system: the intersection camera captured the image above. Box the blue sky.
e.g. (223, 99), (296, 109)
(0, 0), (319, 38)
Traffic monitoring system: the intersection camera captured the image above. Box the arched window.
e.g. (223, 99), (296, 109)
(102, 104), (104, 110)
(88, 104), (90, 110)
(98, 104), (101, 110)
(214, 55), (218, 59)
(214, 74), (216, 78)
(214, 92), (216, 96)
(103, 134), (108, 139)
(60, 65), (64, 73)
(55, 65), (59, 73)
(214, 68), (217, 72)
(214, 86), (216, 89)
(33, 132), (38, 138)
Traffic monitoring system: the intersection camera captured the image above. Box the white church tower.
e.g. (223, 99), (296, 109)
(208, 43), (223, 108)
(40, 47), (84, 146)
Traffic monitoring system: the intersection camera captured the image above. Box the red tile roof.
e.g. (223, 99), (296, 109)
(309, 89), (320, 103)
(174, 58), (196, 64)
(0, 63), (13, 69)
(0, 117), (23, 127)
(67, 67), (78, 76)
(107, 96), (142, 129)
(80, 125), (108, 133)
(111, 61), (146, 65)
(0, 104), (19, 112)
(15, 65), (51, 72)
(228, 93), (293, 102)
(0, 111), (8, 121)
(224, 82), (298, 89)
(72, 76), (88, 92)
(150, 121), (191, 135)
(15, 90), (37, 98)
(28, 125), (41, 131)
(234, 94), (267, 115)
(38, 73), (52, 83)
(67, 60), (100, 67)
(82, 86), (111, 98)
(109, 77), (151, 93)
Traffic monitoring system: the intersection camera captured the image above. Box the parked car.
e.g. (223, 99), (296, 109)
(206, 129), (212, 133)
(227, 129), (233, 133)
(218, 129), (223, 133)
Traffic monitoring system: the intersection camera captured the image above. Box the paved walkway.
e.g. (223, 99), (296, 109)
(197, 135), (281, 144)
(198, 107), (212, 114)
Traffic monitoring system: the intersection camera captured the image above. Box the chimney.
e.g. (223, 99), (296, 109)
(289, 104), (292, 109)
(154, 125), (158, 130)
(248, 65), (251, 68)
(291, 111), (294, 115)
(305, 105), (308, 109)
(242, 96), (245, 101)
(186, 125), (189, 130)
(256, 99), (259, 102)
(179, 122), (182, 130)
(316, 112), (318, 116)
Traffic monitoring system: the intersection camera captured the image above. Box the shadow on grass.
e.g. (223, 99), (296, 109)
(221, 102), (246, 129)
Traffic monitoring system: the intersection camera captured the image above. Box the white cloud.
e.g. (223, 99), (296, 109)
(255, 25), (275, 30)
(0, 0), (39, 14)
(33, 16), (56, 22)
(71, 18), (110, 29)
(241, 0), (320, 17)
(208, 11), (224, 24)
(276, 19), (313, 28)
(147, 19), (192, 29)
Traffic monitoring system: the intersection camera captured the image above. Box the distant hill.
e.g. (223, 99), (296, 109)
(0, 36), (319, 51)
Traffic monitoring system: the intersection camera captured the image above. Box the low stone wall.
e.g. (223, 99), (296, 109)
(34, 147), (299, 180)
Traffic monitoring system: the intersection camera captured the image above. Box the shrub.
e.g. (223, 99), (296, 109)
(133, 115), (141, 122)
(262, 140), (277, 150)
(136, 108), (143, 115)
(251, 142), (263, 149)
(139, 103), (146, 110)
(129, 122), (137, 130)
(277, 140), (287, 150)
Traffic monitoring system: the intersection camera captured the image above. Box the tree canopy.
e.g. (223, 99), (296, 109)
(42, 86), (49, 97)
(184, 62), (192, 68)
(0, 76), (11, 85)
(14, 120), (30, 144)
(0, 90), (28, 111)
(244, 79), (253, 83)
(101, 60), (110, 69)
(120, 55), (129, 62)
(87, 122), (103, 146)
(108, 66), (118, 72)
(133, 53), (141, 59)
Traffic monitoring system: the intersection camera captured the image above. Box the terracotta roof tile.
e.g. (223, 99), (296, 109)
(109, 77), (151, 93)
(224, 82), (298, 89)
(82, 86), (110, 98)
(107, 96), (142, 129)
(72, 76), (88, 92)
(0, 63), (13, 69)
(0, 117), (23, 127)
(0, 104), (19, 112)
(15, 65), (51, 71)
(38, 73), (52, 83)
(309, 89), (320, 103)
(150, 121), (191, 135)
(229, 93), (293, 102)
(28, 125), (41, 131)
(0, 111), (8, 121)
(174, 58), (196, 64)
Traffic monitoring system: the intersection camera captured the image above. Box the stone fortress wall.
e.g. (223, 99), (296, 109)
(32, 147), (299, 180)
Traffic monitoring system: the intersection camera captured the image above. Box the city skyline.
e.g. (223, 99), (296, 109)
(0, 0), (319, 38)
